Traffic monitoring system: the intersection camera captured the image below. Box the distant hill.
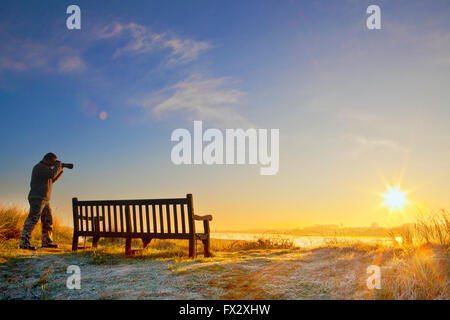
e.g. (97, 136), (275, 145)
(217, 223), (414, 238)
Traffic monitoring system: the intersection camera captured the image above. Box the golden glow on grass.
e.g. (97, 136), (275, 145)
(381, 186), (409, 211)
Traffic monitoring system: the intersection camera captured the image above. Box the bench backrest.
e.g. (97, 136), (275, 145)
(72, 194), (195, 237)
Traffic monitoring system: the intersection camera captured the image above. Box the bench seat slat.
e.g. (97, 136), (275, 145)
(139, 205), (144, 233)
(181, 204), (186, 234)
(152, 204), (157, 233)
(195, 233), (209, 240)
(132, 205), (137, 233)
(120, 205), (125, 233)
(96, 206), (101, 231)
(159, 204), (164, 233)
(76, 231), (192, 239)
(102, 205), (106, 232)
(166, 204), (171, 234)
(77, 215), (104, 221)
(173, 204), (178, 234)
(145, 205), (150, 233)
(113, 205), (118, 232)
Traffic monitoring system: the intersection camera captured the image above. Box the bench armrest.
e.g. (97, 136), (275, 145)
(194, 214), (213, 221)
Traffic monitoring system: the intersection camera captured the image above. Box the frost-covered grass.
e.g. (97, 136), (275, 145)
(0, 238), (447, 300)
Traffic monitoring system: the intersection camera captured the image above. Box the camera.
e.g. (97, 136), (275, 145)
(62, 163), (74, 169)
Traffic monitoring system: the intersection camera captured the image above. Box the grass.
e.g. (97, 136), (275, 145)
(378, 243), (448, 299)
(378, 209), (450, 299)
(0, 204), (72, 263)
(0, 204), (73, 243)
(1, 203), (448, 300)
(387, 209), (450, 247)
(0, 205), (27, 240)
(321, 209), (450, 300)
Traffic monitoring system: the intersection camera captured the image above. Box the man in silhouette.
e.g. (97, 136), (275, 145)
(20, 153), (64, 250)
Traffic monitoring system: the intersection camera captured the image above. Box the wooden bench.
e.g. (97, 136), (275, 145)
(71, 194), (213, 257)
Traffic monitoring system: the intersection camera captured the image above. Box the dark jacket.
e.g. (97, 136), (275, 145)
(28, 161), (63, 201)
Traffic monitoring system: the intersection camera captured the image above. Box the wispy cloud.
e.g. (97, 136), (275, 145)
(0, 39), (50, 72)
(138, 74), (249, 126)
(348, 135), (410, 155)
(0, 36), (85, 75)
(0, 20), (211, 76)
(164, 38), (211, 65)
(97, 22), (212, 64)
(58, 56), (85, 73)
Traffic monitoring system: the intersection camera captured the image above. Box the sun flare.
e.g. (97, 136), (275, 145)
(381, 186), (409, 211)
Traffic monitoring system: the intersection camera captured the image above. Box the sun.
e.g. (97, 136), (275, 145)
(381, 186), (409, 211)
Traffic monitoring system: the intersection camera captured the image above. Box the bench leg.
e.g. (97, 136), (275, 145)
(72, 235), (79, 251)
(125, 238), (132, 255)
(202, 220), (211, 257)
(202, 239), (211, 258)
(92, 236), (100, 248)
(189, 237), (196, 258)
(142, 238), (152, 249)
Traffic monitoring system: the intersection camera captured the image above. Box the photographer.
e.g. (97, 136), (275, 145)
(19, 152), (65, 250)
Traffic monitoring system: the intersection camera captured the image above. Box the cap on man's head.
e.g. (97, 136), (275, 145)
(43, 152), (57, 161)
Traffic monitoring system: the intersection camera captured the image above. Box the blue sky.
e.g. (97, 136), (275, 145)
(1, 1), (449, 229)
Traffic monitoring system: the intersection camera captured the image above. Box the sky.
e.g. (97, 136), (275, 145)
(0, 0), (449, 230)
